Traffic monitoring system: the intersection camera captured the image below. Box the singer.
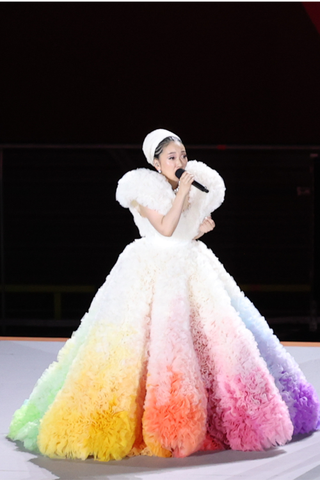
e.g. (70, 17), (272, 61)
(8, 129), (320, 461)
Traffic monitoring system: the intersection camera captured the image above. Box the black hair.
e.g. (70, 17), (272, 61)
(154, 136), (182, 160)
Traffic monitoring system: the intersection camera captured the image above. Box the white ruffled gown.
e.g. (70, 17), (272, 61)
(8, 161), (320, 461)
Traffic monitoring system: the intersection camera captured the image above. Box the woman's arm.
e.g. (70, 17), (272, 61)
(138, 171), (194, 237)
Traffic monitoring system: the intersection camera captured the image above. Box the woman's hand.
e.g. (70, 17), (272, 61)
(176, 171), (194, 197)
(194, 216), (215, 239)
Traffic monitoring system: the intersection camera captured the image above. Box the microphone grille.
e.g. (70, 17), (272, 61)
(175, 168), (185, 179)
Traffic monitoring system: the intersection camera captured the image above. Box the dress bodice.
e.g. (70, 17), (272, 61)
(116, 160), (226, 243)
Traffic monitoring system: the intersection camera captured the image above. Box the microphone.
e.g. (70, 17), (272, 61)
(175, 168), (209, 193)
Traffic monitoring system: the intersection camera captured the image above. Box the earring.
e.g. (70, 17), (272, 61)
(158, 169), (162, 174)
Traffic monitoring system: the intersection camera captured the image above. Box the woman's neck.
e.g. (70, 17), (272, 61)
(164, 176), (179, 190)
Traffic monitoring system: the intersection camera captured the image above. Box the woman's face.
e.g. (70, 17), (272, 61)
(154, 141), (188, 188)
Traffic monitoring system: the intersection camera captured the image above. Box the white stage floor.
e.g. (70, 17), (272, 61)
(1, 339), (320, 480)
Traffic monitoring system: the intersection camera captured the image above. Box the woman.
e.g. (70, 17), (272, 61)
(8, 128), (320, 461)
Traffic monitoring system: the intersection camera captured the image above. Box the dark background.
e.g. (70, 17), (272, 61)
(0, 3), (319, 339)
(1, 2), (320, 145)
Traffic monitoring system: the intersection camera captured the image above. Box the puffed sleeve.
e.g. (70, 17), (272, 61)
(116, 168), (175, 216)
(186, 160), (225, 218)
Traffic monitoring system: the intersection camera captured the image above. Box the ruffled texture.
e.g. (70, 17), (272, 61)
(197, 242), (320, 435)
(8, 242), (154, 460)
(8, 163), (319, 461)
(186, 160), (225, 219)
(116, 161), (225, 242)
(116, 167), (174, 216)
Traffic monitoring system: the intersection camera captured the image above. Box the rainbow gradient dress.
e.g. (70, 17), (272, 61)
(8, 161), (320, 460)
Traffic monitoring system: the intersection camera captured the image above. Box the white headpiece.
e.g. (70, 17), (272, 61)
(142, 128), (181, 165)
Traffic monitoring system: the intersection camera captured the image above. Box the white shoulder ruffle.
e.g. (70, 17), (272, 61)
(186, 160), (225, 217)
(116, 161), (225, 228)
(116, 168), (175, 216)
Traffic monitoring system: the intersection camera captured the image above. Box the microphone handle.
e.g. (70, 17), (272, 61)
(192, 179), (209, 193)
(175, 168), (209, 193)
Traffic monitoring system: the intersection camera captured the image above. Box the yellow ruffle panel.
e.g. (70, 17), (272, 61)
(38, 321), (147, 461)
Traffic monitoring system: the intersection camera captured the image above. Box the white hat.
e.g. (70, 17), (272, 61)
(142, 128), (181, 165)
